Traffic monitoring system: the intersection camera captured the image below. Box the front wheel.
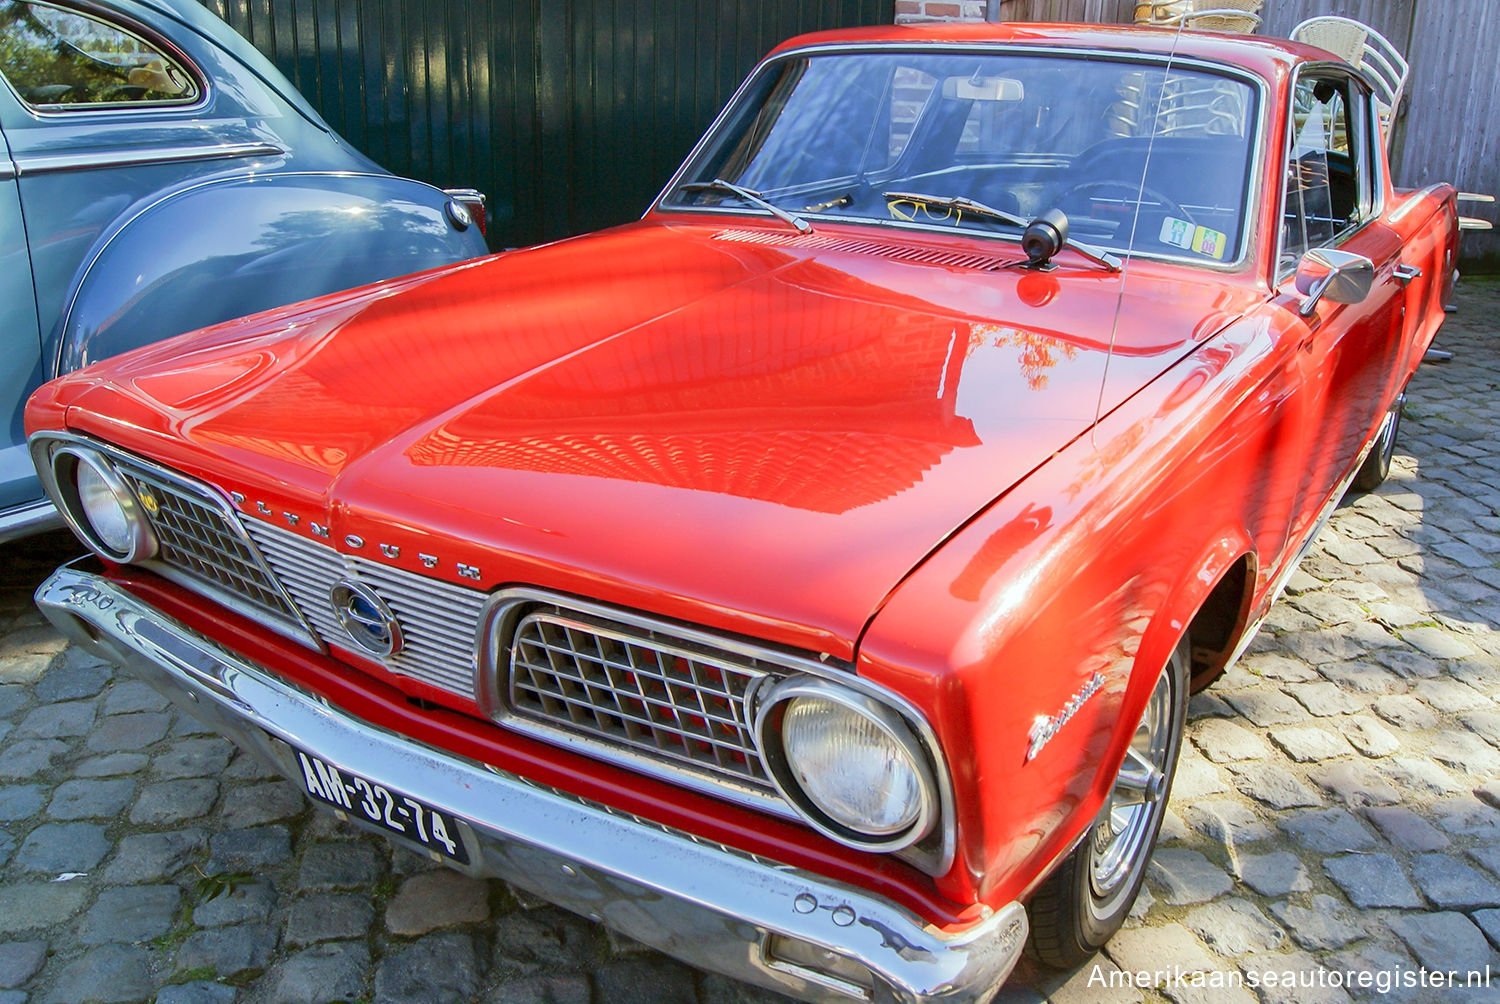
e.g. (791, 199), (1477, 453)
(1027, 638), (1188, 969)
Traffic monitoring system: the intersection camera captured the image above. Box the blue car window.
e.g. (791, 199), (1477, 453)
(0, 0), (201, 109)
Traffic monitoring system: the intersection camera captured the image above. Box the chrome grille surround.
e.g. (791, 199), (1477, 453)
(478, 589), (957, 876)
(29, 432), (318, 648)
(243, 521), (487, 697)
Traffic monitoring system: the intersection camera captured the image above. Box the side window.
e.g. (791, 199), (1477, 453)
(0, 0), (200, 110)
(1281, 73), (1368, 264)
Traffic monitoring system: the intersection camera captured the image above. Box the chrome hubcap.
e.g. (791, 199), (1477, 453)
(1090, 667), (1173, 902)
(1377, 394), (1405, 467)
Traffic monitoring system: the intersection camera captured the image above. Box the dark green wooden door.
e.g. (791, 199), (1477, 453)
(201, 0), (892, 248)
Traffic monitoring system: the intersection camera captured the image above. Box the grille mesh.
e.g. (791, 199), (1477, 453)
(243, 522), (487, 696)
(118, 467), (300, 624)
(509, 612), (772, 787)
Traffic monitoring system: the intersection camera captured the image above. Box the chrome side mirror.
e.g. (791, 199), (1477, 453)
(1295, 248), (1375, 317)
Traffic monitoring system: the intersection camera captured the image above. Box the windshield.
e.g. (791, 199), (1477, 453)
(663, 50), (1258, 264)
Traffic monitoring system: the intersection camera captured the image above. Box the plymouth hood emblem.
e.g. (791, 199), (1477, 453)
(329, 579), (402, 658)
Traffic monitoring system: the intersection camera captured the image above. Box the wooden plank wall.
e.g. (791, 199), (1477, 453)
(199, 0), (892, 250)
(994, 0), (1499, 270)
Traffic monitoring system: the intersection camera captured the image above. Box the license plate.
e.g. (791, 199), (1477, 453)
(290, 746), (470, 864)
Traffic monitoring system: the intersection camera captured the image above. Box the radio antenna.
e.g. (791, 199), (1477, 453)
(1092, 16), (1189, 444)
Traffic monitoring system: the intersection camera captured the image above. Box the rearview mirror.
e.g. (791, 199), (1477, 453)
(1294, 248), (1374, 317)
(942, 76), (1024, 102)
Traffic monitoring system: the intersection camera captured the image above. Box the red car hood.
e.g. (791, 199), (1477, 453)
(61, 220), (1260, 658)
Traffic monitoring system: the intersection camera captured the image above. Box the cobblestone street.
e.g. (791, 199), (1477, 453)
(2, 278), (1498, 1004)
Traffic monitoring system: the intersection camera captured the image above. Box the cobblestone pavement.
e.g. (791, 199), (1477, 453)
(2, 279), (1499, 1004)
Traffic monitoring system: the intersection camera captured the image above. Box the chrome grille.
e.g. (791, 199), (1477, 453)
(508, 611), (773, 788)
(117, 466), (301, 625)
(244, 521), (487, 696)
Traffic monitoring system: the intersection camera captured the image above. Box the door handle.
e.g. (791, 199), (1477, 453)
(1394, 263), (1422, 286)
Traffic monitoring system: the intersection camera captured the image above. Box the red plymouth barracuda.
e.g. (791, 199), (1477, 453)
(24, 22), (1456, 1003)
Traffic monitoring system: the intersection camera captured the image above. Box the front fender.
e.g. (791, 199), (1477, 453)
(54, 172), (490, 374)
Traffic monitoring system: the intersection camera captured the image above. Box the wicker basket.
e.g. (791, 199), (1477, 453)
(1134, 0), (1262, 33)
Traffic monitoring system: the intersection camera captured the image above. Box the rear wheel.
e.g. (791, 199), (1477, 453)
(1027, 638), (1188, 969)
(1351, 391), (1405, 492)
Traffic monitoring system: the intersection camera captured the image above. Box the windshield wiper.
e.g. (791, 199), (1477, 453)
(883, 191), (1121, 273)
(679, 179), (811, 234)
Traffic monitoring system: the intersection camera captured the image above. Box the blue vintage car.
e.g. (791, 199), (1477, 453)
(0, 0), (489, 542)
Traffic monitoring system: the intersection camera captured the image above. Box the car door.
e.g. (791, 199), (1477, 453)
(0, 111), (44, 516)
(1273, 67), (1405, 548)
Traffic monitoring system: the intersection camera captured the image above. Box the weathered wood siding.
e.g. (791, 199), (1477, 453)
(199, 0), (892, 249)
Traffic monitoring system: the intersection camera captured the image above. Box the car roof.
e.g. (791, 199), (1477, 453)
(768, 21), (1327, 83)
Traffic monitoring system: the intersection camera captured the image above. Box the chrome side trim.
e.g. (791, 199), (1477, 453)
(478, 588), (958, 877)
(36, 563), (1028, 1004)
(1388, 183), (1449, 225)
(0, 162), (16, 182)
(15, 142), (284, 176)
(0, 498), (65, 545)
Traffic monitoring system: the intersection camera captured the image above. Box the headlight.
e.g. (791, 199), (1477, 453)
(755, 677), (936, 851)
(52, 447), (156, 563)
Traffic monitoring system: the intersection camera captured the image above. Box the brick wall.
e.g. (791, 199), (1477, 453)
(894, 1), (987, 24)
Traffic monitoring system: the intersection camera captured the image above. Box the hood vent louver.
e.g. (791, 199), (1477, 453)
(713, 229), (1017, 272)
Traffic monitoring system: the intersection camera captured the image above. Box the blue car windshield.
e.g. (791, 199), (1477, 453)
(664, 50), (1258, 264)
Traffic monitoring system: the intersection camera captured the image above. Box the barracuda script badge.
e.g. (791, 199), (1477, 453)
(1026, 672), (1105, 762)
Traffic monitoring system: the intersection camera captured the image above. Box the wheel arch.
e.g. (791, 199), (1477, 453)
(1140, 532), (1259, 698)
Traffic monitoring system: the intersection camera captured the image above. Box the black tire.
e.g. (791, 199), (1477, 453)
(1027, 638), (1189, 969)
(1351, 391), (1405, 492)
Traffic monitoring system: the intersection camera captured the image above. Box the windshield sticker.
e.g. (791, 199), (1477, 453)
(1191, 225), (1228, 260)
(1159, 218), (1228, 260)
(1160, 217), (1195, 250)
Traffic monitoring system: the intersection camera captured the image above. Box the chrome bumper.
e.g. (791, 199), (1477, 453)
(35, 563), (1028, 1004)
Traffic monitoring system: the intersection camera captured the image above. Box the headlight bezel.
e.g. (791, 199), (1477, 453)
(49, 445), (158, 563)
(753, 674), (939, 853)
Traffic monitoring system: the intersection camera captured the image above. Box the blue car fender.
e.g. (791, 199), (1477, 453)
(54, 171), (489, 374)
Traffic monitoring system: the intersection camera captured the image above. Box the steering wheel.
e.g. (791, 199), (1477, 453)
(1051, 180), (1194, 231)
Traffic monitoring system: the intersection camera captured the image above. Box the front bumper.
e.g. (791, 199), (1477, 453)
(36, 563), (1028, 1004)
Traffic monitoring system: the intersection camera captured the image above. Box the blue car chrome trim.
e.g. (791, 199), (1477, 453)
(0, 499), (66, 545)
(0, 163), (16, 181)
(36, 563), (1029, 1004)
(14, 142), (284, 176)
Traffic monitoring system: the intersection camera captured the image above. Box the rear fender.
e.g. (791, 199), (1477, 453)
(54, 172), (489, 374)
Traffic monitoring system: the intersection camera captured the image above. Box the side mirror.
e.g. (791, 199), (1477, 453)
(1294, 248), (1375, 317)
